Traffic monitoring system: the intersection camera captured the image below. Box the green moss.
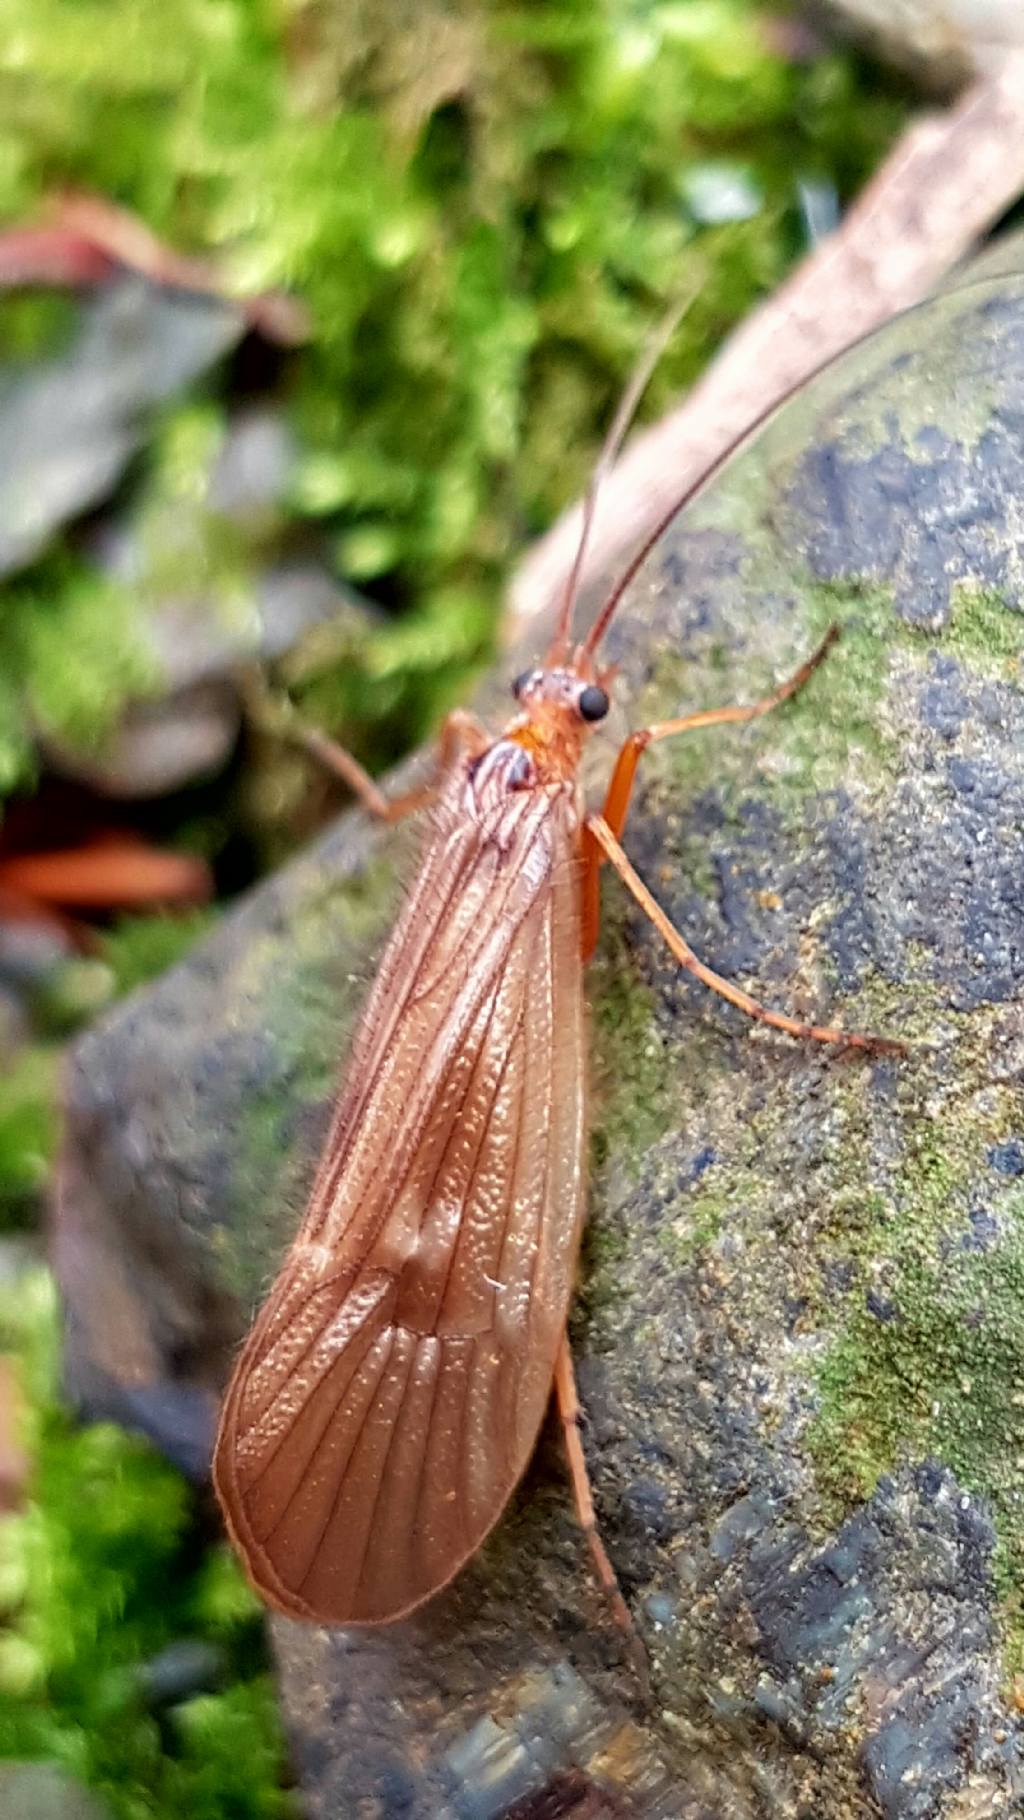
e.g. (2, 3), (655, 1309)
(0, 0), (905, 786)
(0, 555), (160, 793)
(807, 1072), (1024, 1668)
(98, 911), (218, 999)
(0, 1270), (292, 1818)
(660, 1184), (728, 1263)
(281, 850), (405, 1084)
(133, 413), (262, 612)
(0, 1047), (58, 1227)
(588, 914), (680, 1175)
(746, 576), (954, 810)
(577, 1212), (630, 1314)
(946, 585), (1023, 666)
(777, 583), (901, 764)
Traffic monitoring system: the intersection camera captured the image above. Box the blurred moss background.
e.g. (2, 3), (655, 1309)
(0, 0), (905, 785)
(0, 3), (906, 1815)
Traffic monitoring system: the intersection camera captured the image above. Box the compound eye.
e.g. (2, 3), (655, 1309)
(578, 684), (610, 722)
(512, 670), (533, 700)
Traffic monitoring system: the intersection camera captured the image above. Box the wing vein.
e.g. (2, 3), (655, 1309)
(214, 775), (589, 1625)
(295, 1324), (400, 1596)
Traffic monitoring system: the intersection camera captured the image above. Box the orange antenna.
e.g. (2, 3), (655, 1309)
(580, 271), (1008, 661)
(549, 291), (695, 660)
(580, 376), (797, 660)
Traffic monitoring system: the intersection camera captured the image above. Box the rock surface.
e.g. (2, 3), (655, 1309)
(54, 262), (1024, 1815)
(0, 1762), (115, 1820)
(0, 278), (243, 580)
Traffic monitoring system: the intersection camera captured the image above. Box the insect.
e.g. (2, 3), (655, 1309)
(213, 319), (898, 1667)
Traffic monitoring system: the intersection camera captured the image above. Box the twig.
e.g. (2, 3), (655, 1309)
(0, 192), (310, 346)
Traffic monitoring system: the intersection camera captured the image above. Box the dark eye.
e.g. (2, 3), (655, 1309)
(578, 684), (610, 722)
(512, 670), (532, 699)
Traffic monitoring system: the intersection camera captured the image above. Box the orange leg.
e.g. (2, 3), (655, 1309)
(606, 625), (839, 842)
(587, 813), (903, 1054)
(291, 709), (488, 824)
(554, 1337), (650, 1695)
(581, 627), (840, 959)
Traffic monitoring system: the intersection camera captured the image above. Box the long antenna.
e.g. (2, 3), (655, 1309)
(548, 291), (696, 659)
(579, 269), (1012, 662)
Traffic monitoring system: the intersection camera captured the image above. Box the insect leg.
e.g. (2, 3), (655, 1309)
(586, 812), (903, 1054)
(554, 1337), (650, 1693)
(605, 624), (839, 842)
(290, 709), (489, 823)
(580, 627), (840, 960)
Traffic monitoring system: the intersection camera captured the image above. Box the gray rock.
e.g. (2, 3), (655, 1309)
(0, 1764), (113, 1820)
(137, 1637), (228, 1708)
(39, 678), (243, 799)
(207, 406), (296, 523)
(46, 406), (372, 798)
(0, 286), (352, 799)
(53, 260), (1024, 1814)
(0, 278), (243, 578)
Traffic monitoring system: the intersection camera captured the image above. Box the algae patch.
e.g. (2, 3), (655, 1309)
(588, 914), (681, 1177)
(946, 585), (1023, 668)
(764, 579), (939, 802)
(808, 1079), (1024, 1668)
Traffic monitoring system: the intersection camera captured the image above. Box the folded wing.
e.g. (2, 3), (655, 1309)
(213, 771), (587, 1623)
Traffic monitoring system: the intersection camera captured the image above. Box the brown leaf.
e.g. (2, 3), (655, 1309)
(51, 194), (310, 345)
(0, 836), (211, 911)
(0, 227), (115, 288)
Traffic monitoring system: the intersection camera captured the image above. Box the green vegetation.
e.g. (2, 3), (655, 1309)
(0, 0), (905, 788)
(0, 1050), (58, 1220)
(947, 584), (1024, 666)
(806, 1056), (1024, 1668)
(588, 915), (681, 1173)
(0, 1271), (291, 1820)
(97, 910), (218, 999)
(774, 581), (906, 783)
(0, 559), (157, 797)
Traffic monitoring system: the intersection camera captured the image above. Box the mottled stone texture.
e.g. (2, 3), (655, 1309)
(55, 265), (1024, 1816)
